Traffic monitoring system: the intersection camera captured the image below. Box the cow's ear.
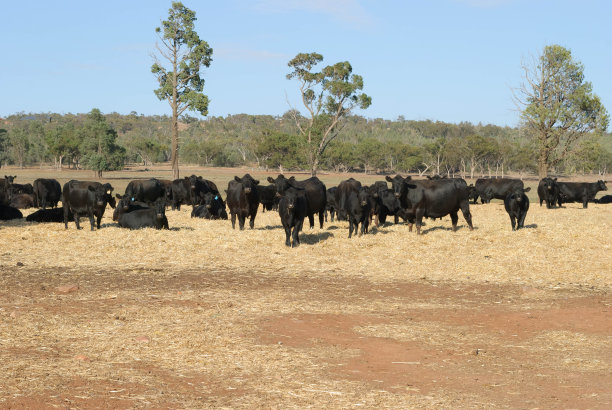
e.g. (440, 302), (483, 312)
(234, 176), (241, 182)
(254, 179), (260, 185)
(224, 189), (228, 193)
(385, 175), (393, 182)
(267, 176), (275, 183)
(406, 183), (417, 189)
(523, 187), (531, 193)
(88, 186), (96, 192)
(553, 178), (557, 182)
(405, 176), (412, 181)
(116, 194), (122, 199)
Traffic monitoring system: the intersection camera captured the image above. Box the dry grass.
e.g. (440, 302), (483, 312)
(0, 167), (611, 408)
(2, 196), (610, 289)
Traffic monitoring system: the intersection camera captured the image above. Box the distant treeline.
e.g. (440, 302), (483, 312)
(1, 111), (610, 177)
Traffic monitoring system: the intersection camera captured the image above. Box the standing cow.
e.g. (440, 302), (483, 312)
(335, 178), (362, 221)
(537, 177), (559, 209)
(226, 174), (260, 230)
(123, 179), (166, 205)
(62, 180), (115, 230)
(347, 187), (371, 238)
(33, 178), (62, 209)
(387, 175), (473, 234)
(557, 180), (607, 208)
(504, 187), (531, 230)
(474, 178), (524, 204)
(267, 174), (326, 229)
(278, 187), (307, 247)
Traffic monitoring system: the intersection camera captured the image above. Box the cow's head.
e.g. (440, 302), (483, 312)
(237, 174), (259, 194)
(380, 189), (401, 214)
(385, 175), (411, 198)
(509, 187), (530, 203)
(597, 180), (608, 191)
(267, 174), (290, 196)
(202, 192), (215, 209)
(154, 199), (166, 220)
(280, 186), (303, 214)
(542, 177), (557, 191)
(357, 187), (370, 207)
(88, 184), (109, 207)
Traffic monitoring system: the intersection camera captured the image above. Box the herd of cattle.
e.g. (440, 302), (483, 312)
(0, 173), (608, 247)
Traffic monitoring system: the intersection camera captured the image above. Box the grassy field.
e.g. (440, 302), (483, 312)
(0, 166), (610, 408)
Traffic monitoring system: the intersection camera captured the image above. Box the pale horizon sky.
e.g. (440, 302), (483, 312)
(1, 0), (610, 127)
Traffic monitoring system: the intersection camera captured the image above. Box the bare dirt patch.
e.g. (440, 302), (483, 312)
(1, 265), (610, 408)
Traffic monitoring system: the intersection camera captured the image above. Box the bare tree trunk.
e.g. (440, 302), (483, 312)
(538, 149), (547, 178)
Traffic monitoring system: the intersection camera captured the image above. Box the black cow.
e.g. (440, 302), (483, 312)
(467, 184), (478, 204)
(1, 175), (16, 189)
(26, 207), (72, 223)
(387, 175), (473, 234)
(8, 182), (34, 195)
(33, 178), (62, 209)
(227, 174), (260, 230)
(188, 175), (221, 206)
(325, 187), (338, 222)
(258, 184), (278, 212)
(267, 174), (326, 229)
(112, 196), (150, 221)
(118, 199), (169, 230)
(335, 178), (362, 221)
(557, 180), (607, 208)
(375, 189), (401, 226)
(366, 181), (388, 225)
(0, 205), (23, 220)
(158, 179), (174, 206)
(537, 177), (559, 209)
(278, 187), (307, 247)
(191, 192), (228, 219)
(347, 187), (371, 238)
(9, 193), (35, 209)
(596, 195), (612, 204)
(62, 180), (115, 230)
(474, 178), (524, 203)
(123, 179), (166, 205)
(169, 178), (192, 210)
(504, 187), (531, 230)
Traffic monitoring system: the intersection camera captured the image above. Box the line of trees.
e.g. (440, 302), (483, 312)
(1, 111), (610, 177)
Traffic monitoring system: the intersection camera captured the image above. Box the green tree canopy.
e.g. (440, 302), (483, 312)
(80, 109), (126, 177)
(286, 52), (371, 176)
(515, 44), (609, 177)
(152, 1), (213, 179)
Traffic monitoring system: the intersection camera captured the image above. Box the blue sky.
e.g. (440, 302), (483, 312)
(1, 0), (610, 127)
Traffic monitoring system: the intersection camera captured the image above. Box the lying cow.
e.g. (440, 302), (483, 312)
(596, 195), (612, 204)
(191, 192), (227, 220)
(118, 200), (169, 230)
(0, 205), (23, 220)
(26, 207), (72, 223)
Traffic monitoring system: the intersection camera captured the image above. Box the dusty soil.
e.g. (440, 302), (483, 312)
(1, 267), (610, 408)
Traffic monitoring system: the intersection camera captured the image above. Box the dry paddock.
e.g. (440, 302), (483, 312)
(1, 170), (611, 408)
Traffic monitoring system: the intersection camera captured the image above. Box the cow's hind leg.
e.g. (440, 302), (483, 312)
(308, 213), (315, 229)
(460, 201), (473, 230)
(230, 212), (236, 229)
(318, 210), (324, 229)
(510, 215), (516, 231)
